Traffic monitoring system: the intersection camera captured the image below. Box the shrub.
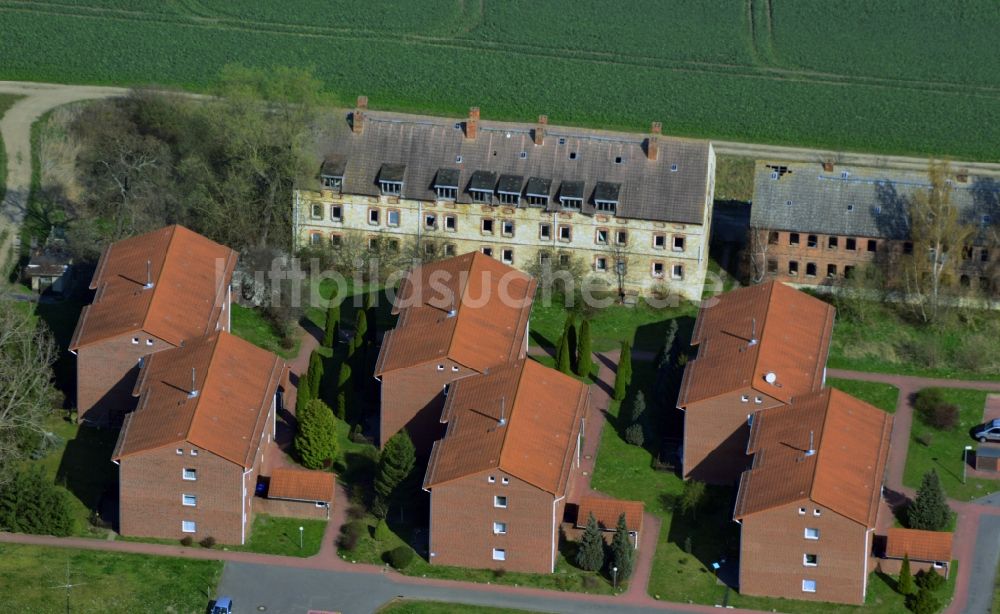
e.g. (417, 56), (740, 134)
(0, 467), (74, 536)
(581, 575), (599, 589)
(346, 503), (366, 520)
(180, 536), (194, 547)
(385, 545), (414, 569)
(624, 423), (645, 446)
(925, 404), (959, 431)
(906, 587), (942, 614)
(339, 520), (367, 551)
(199, 536), (216, 549)
(916, 568), (946, 592)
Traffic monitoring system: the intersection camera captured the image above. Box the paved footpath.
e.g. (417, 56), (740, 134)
(828, 369), (1000, 614)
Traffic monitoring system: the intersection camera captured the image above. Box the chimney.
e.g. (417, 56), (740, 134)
(533, 114), (548, 146)
(498, 397), (507, 427)
(188, 367), (199, 399)
(822, 160), (834, 172)
(465, 107), (480, 140)
(143, 259), (154, 290)
(646, 121), (661, 160)
(353, 95), (368, 134)
(804, 430), (816, 457)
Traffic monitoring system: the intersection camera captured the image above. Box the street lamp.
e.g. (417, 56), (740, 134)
(612, 566), (618, 590)
(964, 446), (973, 484)
(299, 525), (304, 549)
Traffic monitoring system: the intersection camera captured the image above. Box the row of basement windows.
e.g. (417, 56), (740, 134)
(769, 260), (856, 279)
(311, 204), (686, 251)
(770, 231), (877, 253)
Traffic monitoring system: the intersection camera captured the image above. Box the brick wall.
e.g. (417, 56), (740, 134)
(739, 502), (870, 605)
(76, 331), (174, 426)
(379, 359), (472, 451)
(119, 446), (245, 544)
(682, 389), (782, 485)
(428, 472), (561, 574)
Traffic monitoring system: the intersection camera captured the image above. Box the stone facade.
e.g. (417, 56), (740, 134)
(294, 188), (713, 300)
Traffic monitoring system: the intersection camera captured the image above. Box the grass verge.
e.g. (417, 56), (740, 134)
(377, 600), (537, 614)
(904, 388), (998, 502)
(0, 543), (221, 613)
(0, 94), (22, 203)
(230, 303), (300, 359)
(826, 378), (900, 413)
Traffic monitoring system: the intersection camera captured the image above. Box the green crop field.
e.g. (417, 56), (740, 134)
(0, 1), (998, 160)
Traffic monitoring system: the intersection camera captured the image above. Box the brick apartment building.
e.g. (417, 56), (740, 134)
(422, 358), (589, 574)
(749, 161), (1000, 292)
(294, 99), (716, 300)
(678, 280), (835, 484)
(374, 251), (535, 450)
(69, 225), (237, 426)
(734, 387), (892, 605)
(112, 331), (290, 544)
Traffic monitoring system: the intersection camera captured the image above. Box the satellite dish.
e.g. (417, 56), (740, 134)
(764, 372), (777, 385)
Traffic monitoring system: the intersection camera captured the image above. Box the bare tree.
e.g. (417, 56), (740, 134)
(900, 161), (974, 322)
(745, 225), (772, 284)
(0, 300), (59, 487)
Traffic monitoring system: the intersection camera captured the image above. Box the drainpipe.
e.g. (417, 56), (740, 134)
(551, 494), (565, 573)
(241, 467), (252, 545)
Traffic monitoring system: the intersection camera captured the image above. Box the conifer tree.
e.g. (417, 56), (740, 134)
(557, 333), (572, 375)
(296, 370), (312, 413)
(294, 399), (338, 469)
(898, 553), (915, 595)
(363, 292), (377, 345)
(609, 512), (634, 581)
(909, 470), (951, 531)
(566, 315), (578, 372)
(334, 361), (352, 420)
(322, 298), (341, 348)
(613, 341), (632, 401)
(630, 390), (646, 424)
(575, 512), (605, 571)
(575, 318), (593, 377)
(375, 431), (416, 500)
(307, 350), (324, 400)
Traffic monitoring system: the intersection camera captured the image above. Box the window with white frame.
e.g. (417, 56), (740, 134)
(425, 213), (437, 229)
(322, 175), (343, 190)
(176, 448), (183, 455)
(501, 220), (515, 237)
(311, 204), (323, 219)
(190, 449), (198, 456)
(481, 247), (493, 257)
(436, 186), (457, 200)
(379, 180), (401, 196)
(798, 507), (806, 515)
(653, 233), (666, 249)
(673, 235), (685, 251)
(501, 249), (514, 264)
(804, 553), (818, 567)
(182, 494), (197, 507)
(615, 230), (628, 245)
(539, 223), (552, 240)
(181, 520), (196, 533)
(444, 215), (457, 231)
(310, 232), (322, 246)
(672, 264), (684, 280)
(501, 477), (509, 485)
(493, 521), (507, 535)
(802, 579), (816, 593)
(596, 228), (609, 245)
(387, 210), (400, 227)
(492, 548), (506, 561)
(494, 495), (508, 508)
(488, 476), (496, 483)
(368, 208), (380, 225)
(652, 262), (664, 277)
(558, 225), (572, 242)
(813, 509), (822, 516)
(804, 527), (819, 540)
(182, 468), (197, 481)
(131, 337), (139, 344)
(595, 256), (608, 272)
(482, 218), (494, 234)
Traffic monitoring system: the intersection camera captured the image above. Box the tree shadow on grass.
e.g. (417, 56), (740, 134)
(664, 487), (740, 590)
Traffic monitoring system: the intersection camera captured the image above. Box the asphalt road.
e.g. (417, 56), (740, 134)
(216, 561), (719, 614)
(963, 514), (1000, 614)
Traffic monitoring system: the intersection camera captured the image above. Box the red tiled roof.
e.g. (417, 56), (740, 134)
(268, 468), (335, 503)
(112, 332), (286, 468)
(678, 281), (834, 407)
(885, 528), (953, 562)
(576, 496), (644, 533)
(70, 225), (237, 350)
(423, 359), (589, 495)
(734, 388), (893, 527)
(375, 252), (535, 375)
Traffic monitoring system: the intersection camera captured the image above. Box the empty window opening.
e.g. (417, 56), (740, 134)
(806, 263), (817, 277)
(827, 264), (837, 278)
(673, 236), (685, 251)
(558, 226), (572, 241)
(867, 239), (877, 252)
(368, 209), (380, 225)
(539, 223), (552, 239)
(652, 262), (664, 277)
(788, 261), (799, 276)
(331, 205), (343, 221)
(807, 235), (818, 248)
(789, 233), (800, 246)
(501, 249), (514, 264)
(654, 234), (666, 249)
(481, 247), (494, 257)
(828, 236), (838, 249)
(482, 218), (494, 234)
(767, 259), (778, 273)
(768, 231), (779, 245)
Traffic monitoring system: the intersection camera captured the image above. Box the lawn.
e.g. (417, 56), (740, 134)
(0, 94), (21, 203)
(0, 543), (222, 613)
(903, 388), (999, 502)
(714, 155), (755, 203)
(528, 294), (696, 354)
(1, 3), (1000, 160)
(234, 514), (326, 556)
(826, 378), (900, 413)
(377, 600), (537, 614)
(826, 298), (1000, 381)
(230, 303), (300, 359)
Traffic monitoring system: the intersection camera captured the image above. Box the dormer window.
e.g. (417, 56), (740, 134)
(469, 170), (497, 205)
(525, 177), (551, 207)
(434, 168), (459, 201)
(559, 180), (584, 210)
(319, 154), (346, 191)
(497, 174), (523, 206)
(378, 163), (405, 196)
(593, 181), (621, 214)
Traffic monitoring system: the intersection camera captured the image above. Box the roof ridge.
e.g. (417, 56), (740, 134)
(443, 253), (478, 358)
(496, 360), (529, 478)
(807, 388), (835, 509)
(748, 281), (777, 392)
(241, 353), (283, 468)
(181, 330), (220, 443)
(139, 225), (178, 335)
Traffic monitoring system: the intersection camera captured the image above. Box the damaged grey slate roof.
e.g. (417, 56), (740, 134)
(751, 161), (1000, 241)
(317, 111), (711, 224)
